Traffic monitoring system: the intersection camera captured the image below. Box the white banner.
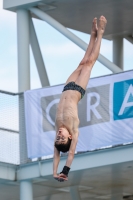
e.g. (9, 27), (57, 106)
(24, 70), (133, 159)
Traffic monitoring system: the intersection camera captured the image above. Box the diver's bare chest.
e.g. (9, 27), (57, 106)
(55, 107), (79, 130)
(55, 115), (73, 132)
(56, 106), (77, 121)
(56, 114), (73, 123)
(55, 93), (79, 128)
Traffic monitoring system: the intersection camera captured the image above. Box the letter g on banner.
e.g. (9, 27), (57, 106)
(46, 99), (60, 126)
(41, 93), (61, 132)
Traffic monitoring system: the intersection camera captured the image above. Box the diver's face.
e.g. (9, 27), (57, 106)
(56, 127), (72, 144)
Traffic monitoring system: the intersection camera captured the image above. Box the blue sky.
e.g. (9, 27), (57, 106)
(0, 0), (133, 92)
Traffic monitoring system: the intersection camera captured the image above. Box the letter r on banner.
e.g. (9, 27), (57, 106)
(87, 92), (102, 121)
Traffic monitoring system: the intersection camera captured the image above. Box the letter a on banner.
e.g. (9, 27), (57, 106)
(87, 92), (102, 121)
(119, 84), (133, 115)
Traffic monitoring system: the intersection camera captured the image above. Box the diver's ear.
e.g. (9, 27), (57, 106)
(68, 134), (72, 140)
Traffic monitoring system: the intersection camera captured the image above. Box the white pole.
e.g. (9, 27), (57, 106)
(17, 9), (30, 165)
(113, 37), (123, 70)
(29, 7), (122, 74)
(20, 181), (33, 200)
(17, 9), (30, 92)
(70, 186), (81, 200)
(30, 18), (50, 87)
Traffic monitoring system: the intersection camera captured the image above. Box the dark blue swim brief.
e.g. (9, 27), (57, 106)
(62, 82), (85, 99)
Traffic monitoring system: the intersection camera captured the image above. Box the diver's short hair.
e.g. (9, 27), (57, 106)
(54, 138), (72, 153)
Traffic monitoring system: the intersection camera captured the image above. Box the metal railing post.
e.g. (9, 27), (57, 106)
(17, 9), (30, 164)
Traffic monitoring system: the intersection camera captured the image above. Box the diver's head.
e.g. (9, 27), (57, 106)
(55, 127), (72, 153)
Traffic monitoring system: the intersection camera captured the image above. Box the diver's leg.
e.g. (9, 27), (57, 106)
(80, 17), (98, 65)
(65, 18), (98, 84)
(75, 16), (107, 89)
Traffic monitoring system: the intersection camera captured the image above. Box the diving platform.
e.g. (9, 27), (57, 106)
(3, 0), (133, 40)
(0, 144), (133, 199)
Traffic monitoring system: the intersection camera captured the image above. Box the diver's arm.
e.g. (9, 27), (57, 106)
(53, 146), (60, 177)
(65, 132), (78, 167)
(58, 130), (78, 181)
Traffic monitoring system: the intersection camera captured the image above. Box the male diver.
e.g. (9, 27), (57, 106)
(53, 16), (107, 182)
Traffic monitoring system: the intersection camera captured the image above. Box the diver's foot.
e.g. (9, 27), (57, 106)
(97, 16), (107, 35)
(91, 17), (98, 37)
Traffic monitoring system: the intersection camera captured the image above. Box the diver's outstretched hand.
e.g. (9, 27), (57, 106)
(54, 173), (68, 182)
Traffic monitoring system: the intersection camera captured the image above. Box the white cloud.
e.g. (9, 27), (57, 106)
(40, 39), (112, 62)
(8, 44), (17, 56)
(100, 40), (112, 55)
(124, 38), (133, 57)
(41, 42), (84, 57)
(0, 71), (18, 92)
(31, 79), (41, 90)
(0, 80), (18, 92)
